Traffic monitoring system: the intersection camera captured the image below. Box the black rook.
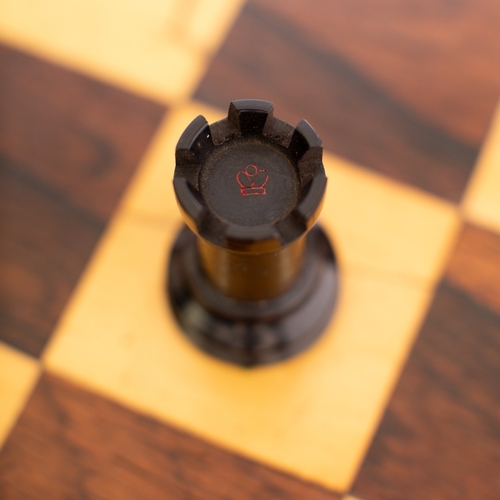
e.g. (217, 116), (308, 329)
(167, 99), (339, 365)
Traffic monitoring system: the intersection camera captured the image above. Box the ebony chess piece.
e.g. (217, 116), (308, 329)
(167, 99), (338, 366)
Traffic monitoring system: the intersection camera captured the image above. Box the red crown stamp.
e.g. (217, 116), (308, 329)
(236, 164), (269, 196)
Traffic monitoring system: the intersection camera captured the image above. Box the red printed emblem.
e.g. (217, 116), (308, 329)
(236, 164), (269, 196)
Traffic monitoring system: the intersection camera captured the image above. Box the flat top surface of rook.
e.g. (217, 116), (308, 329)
(200, 138), (298, 226)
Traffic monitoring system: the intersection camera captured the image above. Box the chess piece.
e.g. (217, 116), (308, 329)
(167, 99), (338, 365)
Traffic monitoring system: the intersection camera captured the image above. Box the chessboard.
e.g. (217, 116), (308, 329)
(1, 1), (499, 499)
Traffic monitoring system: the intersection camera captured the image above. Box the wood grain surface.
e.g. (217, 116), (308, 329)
(352, 280), (500, 500)
(251, 0), (500, 147)
(1, 0), (500, 498)
(193, 3), (500, 496)
(0, 372), (341, 500)
(0, 44), (165, 356)
(193, 0), (500, 202)
(0, 155), (103, 357)
(446, 223), (500, 315)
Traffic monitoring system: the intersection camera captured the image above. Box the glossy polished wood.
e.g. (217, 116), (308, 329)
(198, 236), (305, 300)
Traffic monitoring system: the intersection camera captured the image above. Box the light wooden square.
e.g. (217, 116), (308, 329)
(0, 342), (40, 448)
(44, 102), (460, 491)
(463, 101), (500, 234)
(0, 0), (244, 104)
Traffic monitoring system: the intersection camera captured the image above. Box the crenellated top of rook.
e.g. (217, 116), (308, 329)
(174, 99), (326, 253)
